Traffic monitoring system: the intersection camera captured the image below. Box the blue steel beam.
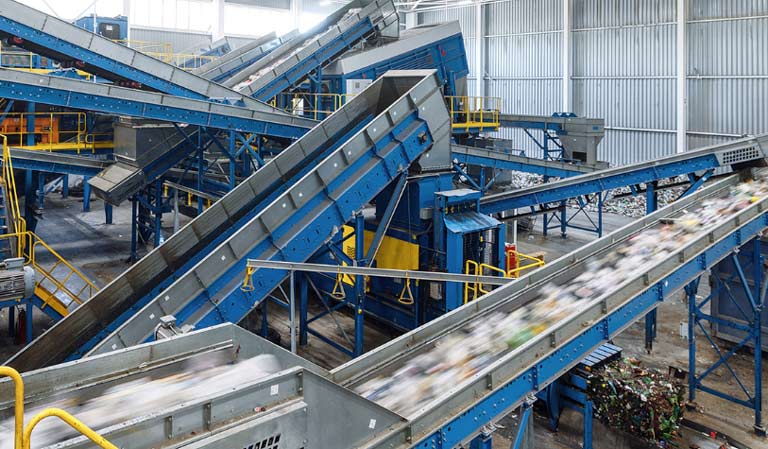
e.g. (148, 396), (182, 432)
(0, 68), (315, 139)
(8, 148), (108, 177)
(480, 134), (768, 214)
(452, 144), (602, 179)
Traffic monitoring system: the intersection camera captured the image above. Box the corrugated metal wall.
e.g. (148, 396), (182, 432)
(415, 0), (768, 166)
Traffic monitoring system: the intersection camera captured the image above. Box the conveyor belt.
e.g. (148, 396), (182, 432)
(6, 69), (449, 371)
(191, 31), (292, 83)
(0, 0), (283, 112)
(334, 172), (768, 447)
(451, 144), (606, 178)
(8, 148), (110, 177)
(227, 0), (398, 101)
(5, 173), (768, 449)
(0, 68), (315, 139)
(480, 134), (768, 214)
(87, 70), (450, 357)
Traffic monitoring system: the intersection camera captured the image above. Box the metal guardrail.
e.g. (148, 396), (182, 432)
(446, 95), (502, 133)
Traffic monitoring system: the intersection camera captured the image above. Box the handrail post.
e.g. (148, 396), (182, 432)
(0, 366), (24, 449)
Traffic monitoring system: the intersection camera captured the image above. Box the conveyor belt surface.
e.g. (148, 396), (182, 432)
(227, 0), (398, 101)
(192, 31), (293, 83)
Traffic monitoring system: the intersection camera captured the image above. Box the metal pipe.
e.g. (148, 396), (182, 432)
(290, 269), (296, 354)
(246, 260), (512, 286)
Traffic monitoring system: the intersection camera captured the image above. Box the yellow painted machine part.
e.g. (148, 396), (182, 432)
(342, 225), (419, 271)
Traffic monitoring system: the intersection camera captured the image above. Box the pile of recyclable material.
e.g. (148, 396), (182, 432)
(587, 358), (685, 445)
(356, 175), (768, 416)
(0, 355), (281, 449)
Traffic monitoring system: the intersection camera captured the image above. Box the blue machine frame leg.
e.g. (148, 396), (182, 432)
(83, 176), (91, 212)
(353, 212), (366, 357)
(7, 305), (14, 337)
(61, 174), (69, 199)
(105, 204), (113, 225)
(511, 400), (535, 449)
(687, 238), (766, 436)
(645, 181), (659, 351)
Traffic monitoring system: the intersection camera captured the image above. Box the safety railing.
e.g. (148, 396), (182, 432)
(507, 248), (545, 279)
(1, 366), (118, 449)
(0, 41), (55, 71)
(0, 112), (110, 153)
(0, 135), (97, 313)
(1, 134), (25, 255)
(271, 93), (344, 121)
(446, 96), (502, 133)
(464, 251), (545, 303)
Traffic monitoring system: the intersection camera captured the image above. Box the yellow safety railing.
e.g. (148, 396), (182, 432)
(1, 366), (118, 449)
(1, 134), (25, 254)
(271, 93), (343, 120)
(507, 249), (545, 279)
(446, 96), (502, 133)
(117, 39), (219, 69)
(0, 134), (97, 314)
(464, 251), (545, 304)
(163, 184), (214, 210)
(0, 112), (111, 153)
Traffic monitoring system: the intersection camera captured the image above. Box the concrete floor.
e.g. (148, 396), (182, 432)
(0, 196), (765, 448)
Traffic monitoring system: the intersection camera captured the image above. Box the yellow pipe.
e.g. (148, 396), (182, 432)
(0, 366), (24, 449)
(23, 408), (118, 449)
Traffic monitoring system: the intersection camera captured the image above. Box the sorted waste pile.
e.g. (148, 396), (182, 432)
(587, 358), (685, 445)
(356, 175), (768, 416)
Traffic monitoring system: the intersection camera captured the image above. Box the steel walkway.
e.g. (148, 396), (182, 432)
(6, 70), (450, 370)
(0, 0), (283, 111)
(226, 0), (398, 102)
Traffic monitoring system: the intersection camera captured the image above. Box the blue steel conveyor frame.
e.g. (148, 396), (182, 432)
(86, 69), (451, 356)
(5, 69), (449, 370)
(230, 0), (398, 102)
(0, 68), (315, 139)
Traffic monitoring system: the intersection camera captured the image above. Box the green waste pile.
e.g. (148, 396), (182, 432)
(587, 358), (686, 446)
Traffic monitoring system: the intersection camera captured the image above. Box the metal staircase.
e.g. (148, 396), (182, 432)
(0, 134), (97, 321)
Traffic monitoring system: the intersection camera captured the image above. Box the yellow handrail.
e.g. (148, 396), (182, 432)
(0, 366), (24, 449)
(0, 366), (118, 449)
(1, 134), (25, 255)
(445, 96), (502, 132)
(465, 252), (545, 303)
(24, 408), (118, 449)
